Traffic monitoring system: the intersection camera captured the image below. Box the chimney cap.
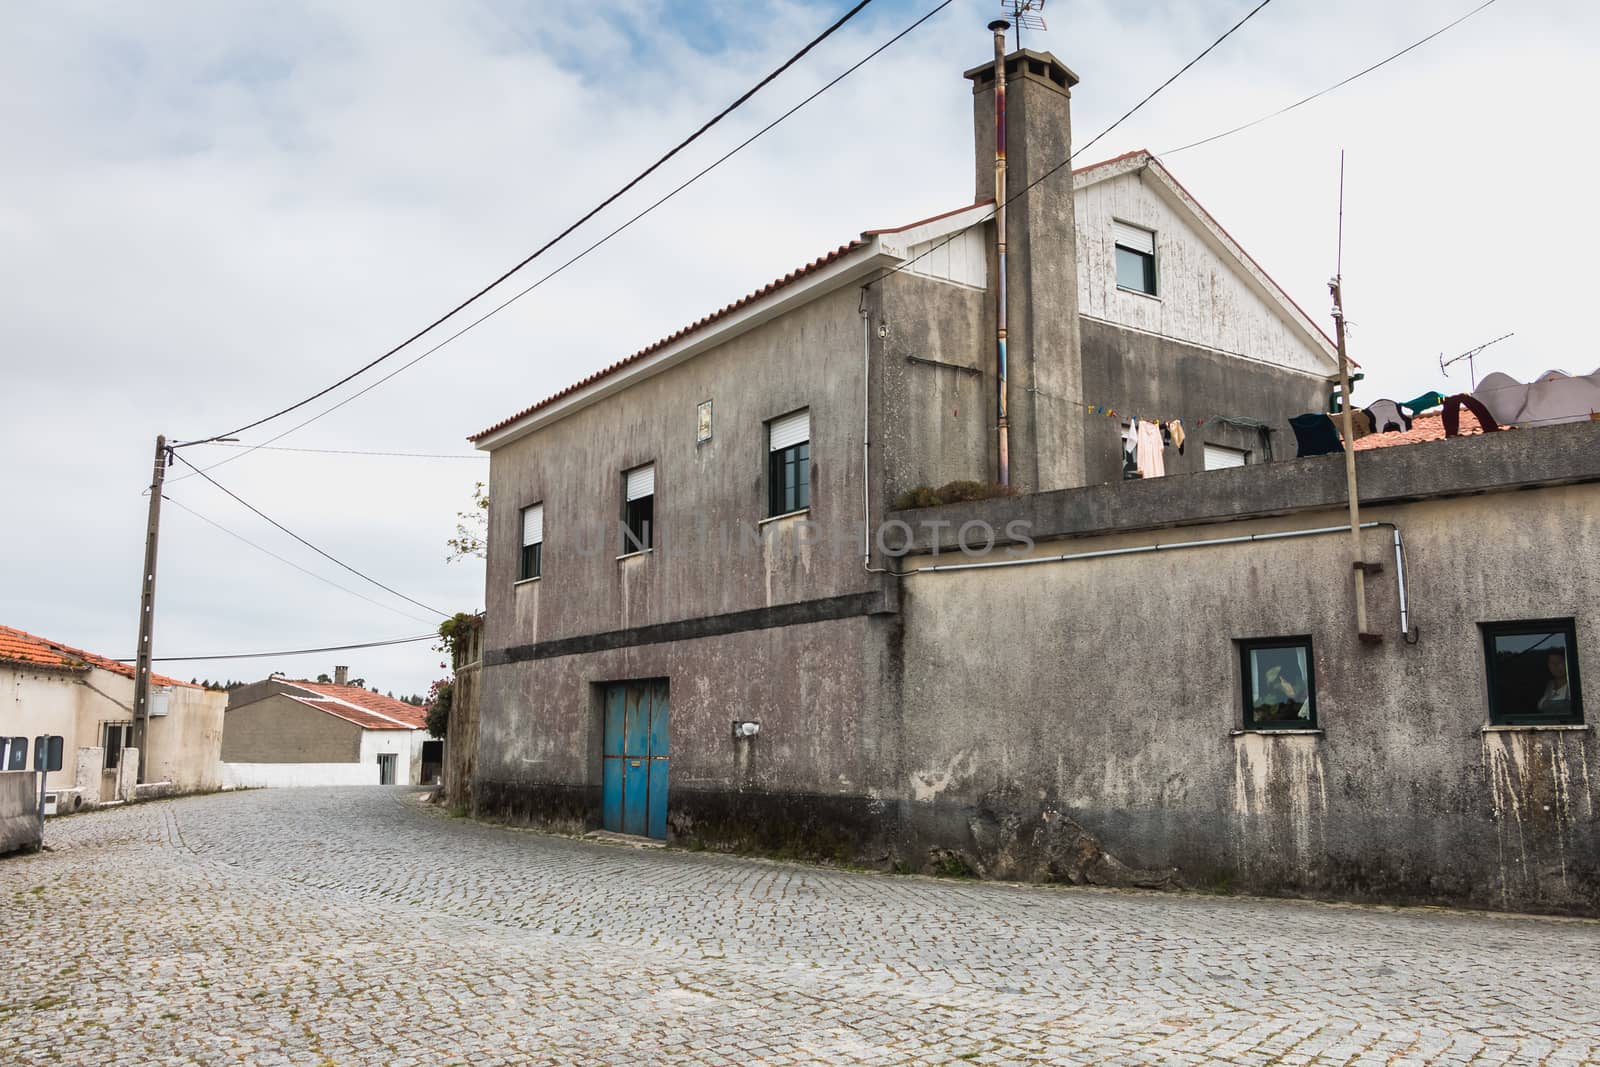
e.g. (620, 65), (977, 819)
(988, 19), (1010, 31)
(964, 48), (1078, 94)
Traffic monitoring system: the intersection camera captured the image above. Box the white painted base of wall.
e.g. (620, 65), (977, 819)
(222, 762), (377, 789)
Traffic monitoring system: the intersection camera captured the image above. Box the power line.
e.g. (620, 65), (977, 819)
(169, 451), (449, 618)
(181, 0), (878, 449)
(1162, 0), (1502, 157)
(116, 632), (439, 664)
(866, 0), (1278, 290)
(166, 0), (957, 485)
(162, 494), (439, 626)
(201, 442), (485, 460)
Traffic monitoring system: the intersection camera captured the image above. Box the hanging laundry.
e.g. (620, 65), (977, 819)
(1364, 399), (1412, 434)
(1441, 393), (1500, 437)
(1401, 390), (1447, 415)
(1121, 421), (1141, 480)
(1337, 408), (1375, 440)
(1290, 413), (1344, 457)
(1136, 419), (1166, 478)
(1170, 419), (1187, 455)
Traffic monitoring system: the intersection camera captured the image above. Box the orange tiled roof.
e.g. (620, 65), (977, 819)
(279, 680), (428, 731)
(1353, 413), (1493, 451)
(0, 624), (195, 687)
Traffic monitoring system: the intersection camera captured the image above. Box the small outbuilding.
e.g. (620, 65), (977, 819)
(222, 670), (435, 788)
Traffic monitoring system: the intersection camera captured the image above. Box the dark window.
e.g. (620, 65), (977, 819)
(101, 722), (132, 770)
(1115, 244), (1157, 295)
(1240, 638), (1317, 729)
(1482, 619), (1583, 725)
(519, 503), (543, 581)
(5, 736), (28, 771)
(623, 496), (653, 552)
(768, 442), (810, 516)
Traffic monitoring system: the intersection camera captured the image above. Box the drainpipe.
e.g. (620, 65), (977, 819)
(989, 19), (1010, 488)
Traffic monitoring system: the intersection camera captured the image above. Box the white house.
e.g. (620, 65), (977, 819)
(220, 670), (437, 788)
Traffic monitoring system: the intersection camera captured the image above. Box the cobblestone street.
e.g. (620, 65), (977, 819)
(2, 788), (1596, 1065)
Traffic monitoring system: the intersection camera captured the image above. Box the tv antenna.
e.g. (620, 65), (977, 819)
(1002, 0), (1046, 48)
(1439, 332), (1514, 391)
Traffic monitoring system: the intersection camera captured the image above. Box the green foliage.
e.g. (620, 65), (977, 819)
(928, 850), (977, 879)
(425, 679), (453, 740)
(892, 480), (1017, 511)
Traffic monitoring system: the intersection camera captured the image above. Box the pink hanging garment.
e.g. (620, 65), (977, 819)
(1136, 419), (1165, 478)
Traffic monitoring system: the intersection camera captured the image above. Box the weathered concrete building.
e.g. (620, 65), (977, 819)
(465, 44), (1597, 914)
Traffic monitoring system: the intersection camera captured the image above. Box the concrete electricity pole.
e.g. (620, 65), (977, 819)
(130, 434), (170, 784)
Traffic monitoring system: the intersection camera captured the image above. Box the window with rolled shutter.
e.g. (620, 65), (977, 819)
(622, 464), (655, 554)
(1113, 221), (1157, 295)
(768, 409), (811, 516)
(1204, 445), (1248, 470)
(518, 503), (543, 580)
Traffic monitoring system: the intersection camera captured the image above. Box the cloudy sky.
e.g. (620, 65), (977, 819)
(2, 0), (1593, 696)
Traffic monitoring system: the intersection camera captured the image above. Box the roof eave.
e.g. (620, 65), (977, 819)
(473, 240), (903, 453)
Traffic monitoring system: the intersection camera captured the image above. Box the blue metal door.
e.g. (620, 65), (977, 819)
(601, 685), (626, 832)
(601, 680), (668, 839)
(646, 679), (670, 841)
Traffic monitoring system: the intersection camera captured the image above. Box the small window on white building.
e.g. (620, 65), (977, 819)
(1204, 444), (1249, 470)
(1114, 221), (1157, 296)
(519, 503), (543, 581)
(622, 463), (655, 554)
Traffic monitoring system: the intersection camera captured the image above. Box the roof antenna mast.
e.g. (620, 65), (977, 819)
(1002, 0), (1046, 50)
(1440, 332), (1514, 392)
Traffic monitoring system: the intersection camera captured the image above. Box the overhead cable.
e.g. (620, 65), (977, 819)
(866, 0), (1278, 289)
(1162, 0), (1503, 157)
(169, 451), (449, 618)
(116, 632), (439, 663)
(167, 0), (956, 484)
(181, 0), (879, 448)
(163, 494), (439, 626)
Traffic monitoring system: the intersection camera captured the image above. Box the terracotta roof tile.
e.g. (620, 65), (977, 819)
(0, 624), (194, 687)
(280, 680), (428, 730)
(1353, 413), (1493, 450)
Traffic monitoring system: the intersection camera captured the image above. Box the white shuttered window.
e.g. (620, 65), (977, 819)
(624, 464), (655, 501)
(521, 504), (543, 546)
(1113, 221), (1155, 254)
(768, 409), (810, 451)
(1204, 445), (1248, 470)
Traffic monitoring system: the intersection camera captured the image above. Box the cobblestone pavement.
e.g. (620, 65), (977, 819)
(2, 789), (1597, 1066)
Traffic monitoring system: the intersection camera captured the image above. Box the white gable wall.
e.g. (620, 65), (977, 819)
(1074, 169), (1331, 378)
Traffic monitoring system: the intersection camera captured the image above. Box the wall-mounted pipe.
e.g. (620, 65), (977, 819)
(898, 520), (1416, 639)
(989, 19), (1010, 488)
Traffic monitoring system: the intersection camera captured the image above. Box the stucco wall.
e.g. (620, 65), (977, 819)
(3, 664), (223, 798)
(892, 484), (1600, 914)
(222, 693), (362, 763)
(145, 686), (226, 792)
(485, 284), (880, 659)
(477, 609), (901, 856)
(1074, 167), (1332, 377)
(1077, 318), (1330, 486)
(0, 771), (40, 854)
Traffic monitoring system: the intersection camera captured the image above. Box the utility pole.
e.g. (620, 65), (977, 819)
(1331, 152), (1378, 643)
(130, 434), (169, 784)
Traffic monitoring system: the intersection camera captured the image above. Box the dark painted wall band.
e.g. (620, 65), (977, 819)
(486, 591), (894, 665)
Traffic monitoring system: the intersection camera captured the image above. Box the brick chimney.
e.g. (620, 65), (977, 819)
(964, 48), (1087, 491)
(334, 665), (349, 686)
